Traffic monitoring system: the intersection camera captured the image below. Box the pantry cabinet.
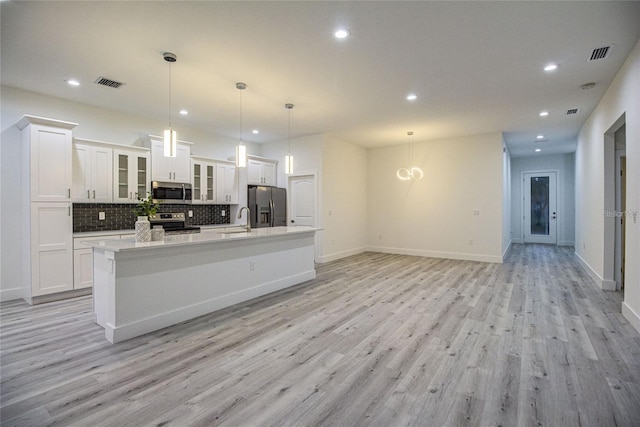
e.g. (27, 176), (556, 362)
(72, 140), (113, 203)
(16, 115), (78, 303)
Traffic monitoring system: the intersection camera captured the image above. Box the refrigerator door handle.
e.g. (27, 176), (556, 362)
(270, 199), (275, 227)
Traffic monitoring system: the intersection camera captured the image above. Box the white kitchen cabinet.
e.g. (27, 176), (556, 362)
(31, 202), (74, 296)
(73, 232), (132, 290)
(113, 147), (150, 203)
(150, 138), (191, 183)
(216, 162), (238, 204)
(248, 158), (277, 186)
(191, 158), (216, 204)
(18, 117), (75, 202)
(16, 115), (78, 303)
(72, 141), (113, 203)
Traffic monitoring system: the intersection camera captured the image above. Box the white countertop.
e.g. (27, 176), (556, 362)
(73, 224), (240, 238)
(84, 226), (320, 252)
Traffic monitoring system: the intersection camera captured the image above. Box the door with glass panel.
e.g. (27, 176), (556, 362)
(523, 172), (557, 244)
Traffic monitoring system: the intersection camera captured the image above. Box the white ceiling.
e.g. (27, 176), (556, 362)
(2, 1), (640, 157)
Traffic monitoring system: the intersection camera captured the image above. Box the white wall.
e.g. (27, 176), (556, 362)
(0, 85), (259, 300)
(575, 38), (640, 332)
(260, 134), (368, 263)
(368, 132), (505, 263)
(510, 153), (575, 246)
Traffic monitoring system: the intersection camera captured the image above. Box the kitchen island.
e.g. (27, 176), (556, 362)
(87, 226), (319, 343)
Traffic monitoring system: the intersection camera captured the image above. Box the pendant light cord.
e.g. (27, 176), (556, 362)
(168, 62), (172, 129)
(239, 88), (243, 143)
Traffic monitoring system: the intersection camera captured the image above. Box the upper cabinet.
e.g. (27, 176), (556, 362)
(216, 162), (238, 204)
(191, 157), (216, 204)
(149, 137), (191, 183)
(17, 116), (76, 202)
(113, 146), (150, 203)
(72, 140), (113, 203)
(248, 158), (277, 186)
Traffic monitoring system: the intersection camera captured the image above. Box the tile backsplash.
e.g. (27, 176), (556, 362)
(73, 203), (231, 233)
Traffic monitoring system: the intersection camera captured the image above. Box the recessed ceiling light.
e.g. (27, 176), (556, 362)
(179, 109), (188, 115)
(544, 64), (558, 72)
(539, 111), (549, 117)
(66, 79), (80, 86)
(536, 135), (544, 139)
(334, 29), (350, 39)
(252, 129), (259, 134)
(535, 148), (542, 152)
(406, 93), (417, 101)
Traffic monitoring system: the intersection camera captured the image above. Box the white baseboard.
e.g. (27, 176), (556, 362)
(511, 238), (524, 244)
(574, 251), (616, 290)
(558, 240), (575, 247)
(366, 245), (503, 264)
(318, 246), (367, 263)
(622, 301), (640, 334)
(0, 287), (23, 302)
(502, 240), (513, 262)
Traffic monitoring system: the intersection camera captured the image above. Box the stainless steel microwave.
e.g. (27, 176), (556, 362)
(151, 181), (192, 204)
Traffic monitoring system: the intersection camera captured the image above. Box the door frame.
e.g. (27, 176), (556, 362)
(287, 170), (320, 261)
(522, 170), (558, 244)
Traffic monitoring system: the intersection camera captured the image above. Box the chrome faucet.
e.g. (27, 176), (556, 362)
(238, 207), (251, 232)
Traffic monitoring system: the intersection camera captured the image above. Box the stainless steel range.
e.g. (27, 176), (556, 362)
(148, 213), (201, 234)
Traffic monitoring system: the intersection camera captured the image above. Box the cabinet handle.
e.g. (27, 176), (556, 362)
(68, 206), (71, 216)
(130, 191), (133, 200)
(87, 190), (90, 199)
(93, 190), (96, 199)
(68, 188), (71, 198)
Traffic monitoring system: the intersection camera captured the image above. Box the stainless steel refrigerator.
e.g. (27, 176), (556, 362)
(248, 185), (286, 228)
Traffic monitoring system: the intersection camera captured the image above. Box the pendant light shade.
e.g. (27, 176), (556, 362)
(396, 131), (423, 181)
(163, 52), (177, 158)
(285, 103), (294, 175)
(236, 82), (248, 168)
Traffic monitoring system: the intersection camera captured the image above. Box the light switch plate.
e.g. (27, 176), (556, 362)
(99, 212), (106, 220)
(188, 210), (193, 218)
(221, 210), (226, 217)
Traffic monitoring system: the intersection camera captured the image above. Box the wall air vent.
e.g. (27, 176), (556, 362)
(566, 108), (579, 115)
(94, 77), (125, 89)
(588, 46), (610, 61)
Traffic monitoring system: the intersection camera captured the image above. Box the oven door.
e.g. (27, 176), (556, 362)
(151, 181), (192, 204)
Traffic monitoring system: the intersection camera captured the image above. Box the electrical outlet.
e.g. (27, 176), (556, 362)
(378, 234), (382, 240)
(473, 210), (480, 216)
(249, 260), (255, 271)
(188, 210), (193, 218)
(98, 212), (106, 221)
(469, 239), (474, 245)
(221, 210), (226, 217)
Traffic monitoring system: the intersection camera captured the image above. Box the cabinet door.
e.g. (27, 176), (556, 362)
(173, 144), (191, 183)
(216, 164), (238, 203)
(30, 125), (72, 202)
(114, 151), (132, 202)
(135, 153), (150, 199)
(205, 164), (216, 203)
(91, 145), (113, 202)
(72, 143), (92, 201)
(30, 203), (73, 296)
(263, 162), (276, 186)
(191, 160), (204, 203)
(247, 160), (263, 185)
(151, 140), (171, 181)
(73, 248), (94, 289)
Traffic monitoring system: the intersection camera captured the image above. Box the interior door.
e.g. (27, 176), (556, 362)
(289, 175), (315, 226)
(523, 172), (557, 244)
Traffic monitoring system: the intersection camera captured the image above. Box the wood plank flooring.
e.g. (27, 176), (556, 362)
(2, 244), (640, 426)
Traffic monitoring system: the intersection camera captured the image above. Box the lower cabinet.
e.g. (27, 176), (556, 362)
(73, 232), (134, 290)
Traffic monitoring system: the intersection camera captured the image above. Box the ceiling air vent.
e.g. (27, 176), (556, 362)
(566, 108), (579, 115)
(94, 76), (125, 89)
(588, 46), (610, 61)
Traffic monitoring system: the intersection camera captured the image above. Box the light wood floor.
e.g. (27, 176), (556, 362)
(2, 245), (640, 426)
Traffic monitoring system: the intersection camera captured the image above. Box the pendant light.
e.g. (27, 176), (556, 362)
(396, 131), (423, 180)
(235, 82), (248, 168)
(163, 52), (177, 157)
(285, 103), (294, 175)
